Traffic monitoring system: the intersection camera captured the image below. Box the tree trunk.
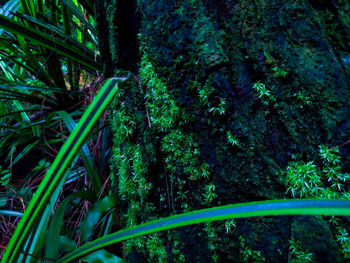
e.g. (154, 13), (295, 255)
(100, 0), (350, 262)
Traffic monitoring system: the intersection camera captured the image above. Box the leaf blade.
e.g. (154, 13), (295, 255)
(1, 77), (127, 263)
(0, 14), (101, 71)
(58, 199), (350, 263)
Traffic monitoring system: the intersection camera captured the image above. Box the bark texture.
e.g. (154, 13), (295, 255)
(103, 0), (350, 262)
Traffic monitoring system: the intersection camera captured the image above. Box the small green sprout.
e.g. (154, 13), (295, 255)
(252, 81), (277, 106)
(198, 83), (214, 105)
(295, 91), (311, 107)
(204, 183), (217, 204)
(319, 145), (340, 165)
(208, 98), (226, 115)
(272, 66), (288, 78)
(225, 219), (236, 234)
(227, 131), (240, 147)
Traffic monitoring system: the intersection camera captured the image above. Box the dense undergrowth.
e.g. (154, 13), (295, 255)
(0, 0), (350, 262)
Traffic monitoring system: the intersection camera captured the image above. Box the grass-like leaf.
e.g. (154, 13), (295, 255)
(81, 249), (124, 263)
(1, 77), (128, 263)
(58, 199), (350, 262)
(80, 194), (117, 242)
(0, 0), (19, 36)
(56, 110), (103, 191)
(0, 210), (23, 217)
(45, 191), (96, 259)
(61, 0), (97, 39)
(76, 0), (94, 17)
(0, 14), (101, 71)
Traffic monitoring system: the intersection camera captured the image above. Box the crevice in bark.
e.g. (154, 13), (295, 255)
(95, 0), (114, 77)
(115, 0), (140, 73)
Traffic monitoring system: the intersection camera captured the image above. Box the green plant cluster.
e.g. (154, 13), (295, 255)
(1, 0), (350, 262)
(109, 74), (159, 257)
(252, 81), (277, 106)
(140, 54), (180, 132)
(289, 239), (313, 263)
(335, 226), (350, 258)
(0, 0), (102, 192)
(285, 146), (350, 199)
(285, 146), (350, 260)
(0, 1), (128, 261)
(239, 235), (266, 263)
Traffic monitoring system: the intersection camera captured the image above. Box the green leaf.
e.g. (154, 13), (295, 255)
(0, 0), (19, 35)
(46, 191), (96, 259)
(10, 140), (40, 167)
(81, 249), (124, 263)
(80, 195), (117, 242)
(56, 110), (102, 191)
(0, 14), (101, 71)
(76, 0), (94, 16)
(59, 236), (77, 252)
(0, 210), (23, 217)
(58, 199), (350, 262)
(100, 126), (110, 176)
(0, 198), (7, 207)
(16, 13), (97, 59)
(61, 0), (97, 39)
(1, 76), (128, 263)
(21, 186), (61, 263)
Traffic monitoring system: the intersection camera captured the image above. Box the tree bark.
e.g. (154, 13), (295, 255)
(102, 0), (350, 262)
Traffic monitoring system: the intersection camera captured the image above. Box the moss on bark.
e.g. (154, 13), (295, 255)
(106, 0), (350, 262)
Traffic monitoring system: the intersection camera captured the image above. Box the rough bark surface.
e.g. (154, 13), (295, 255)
(105, 0), (350, 262)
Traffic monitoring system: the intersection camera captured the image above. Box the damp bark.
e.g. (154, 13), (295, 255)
(99, 0), (350, 262)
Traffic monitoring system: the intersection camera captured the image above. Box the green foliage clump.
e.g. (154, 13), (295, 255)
(140, 54), (180, 132)
(167, 232), (186, 263)
(285, 145), (350, 199)
(117, 144), (152, 208)
(146, 233), (168, 263)
(252, 81), (277, 106)
(196, 81), (227, 116)
(335, 227), (350, 259)
(285, 145), (350, 260)
(205, 223), (219, 262)
(227, 131), (240, 148)
(111, 0), (350, 261)
(198, 82), (214, 106)
(239, 236), (265, 263)
(289, 239), (313, 263)
(225, 219), (236, 234)
(110, 75), (164, 258)
(285, 161), (321, 198)
(161, 130), (210, 182)
(271, 66), (288, 78)
(294, 91), (312, 108)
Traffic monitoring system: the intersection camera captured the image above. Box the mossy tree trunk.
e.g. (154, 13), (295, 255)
(97, 0), (350, 262)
